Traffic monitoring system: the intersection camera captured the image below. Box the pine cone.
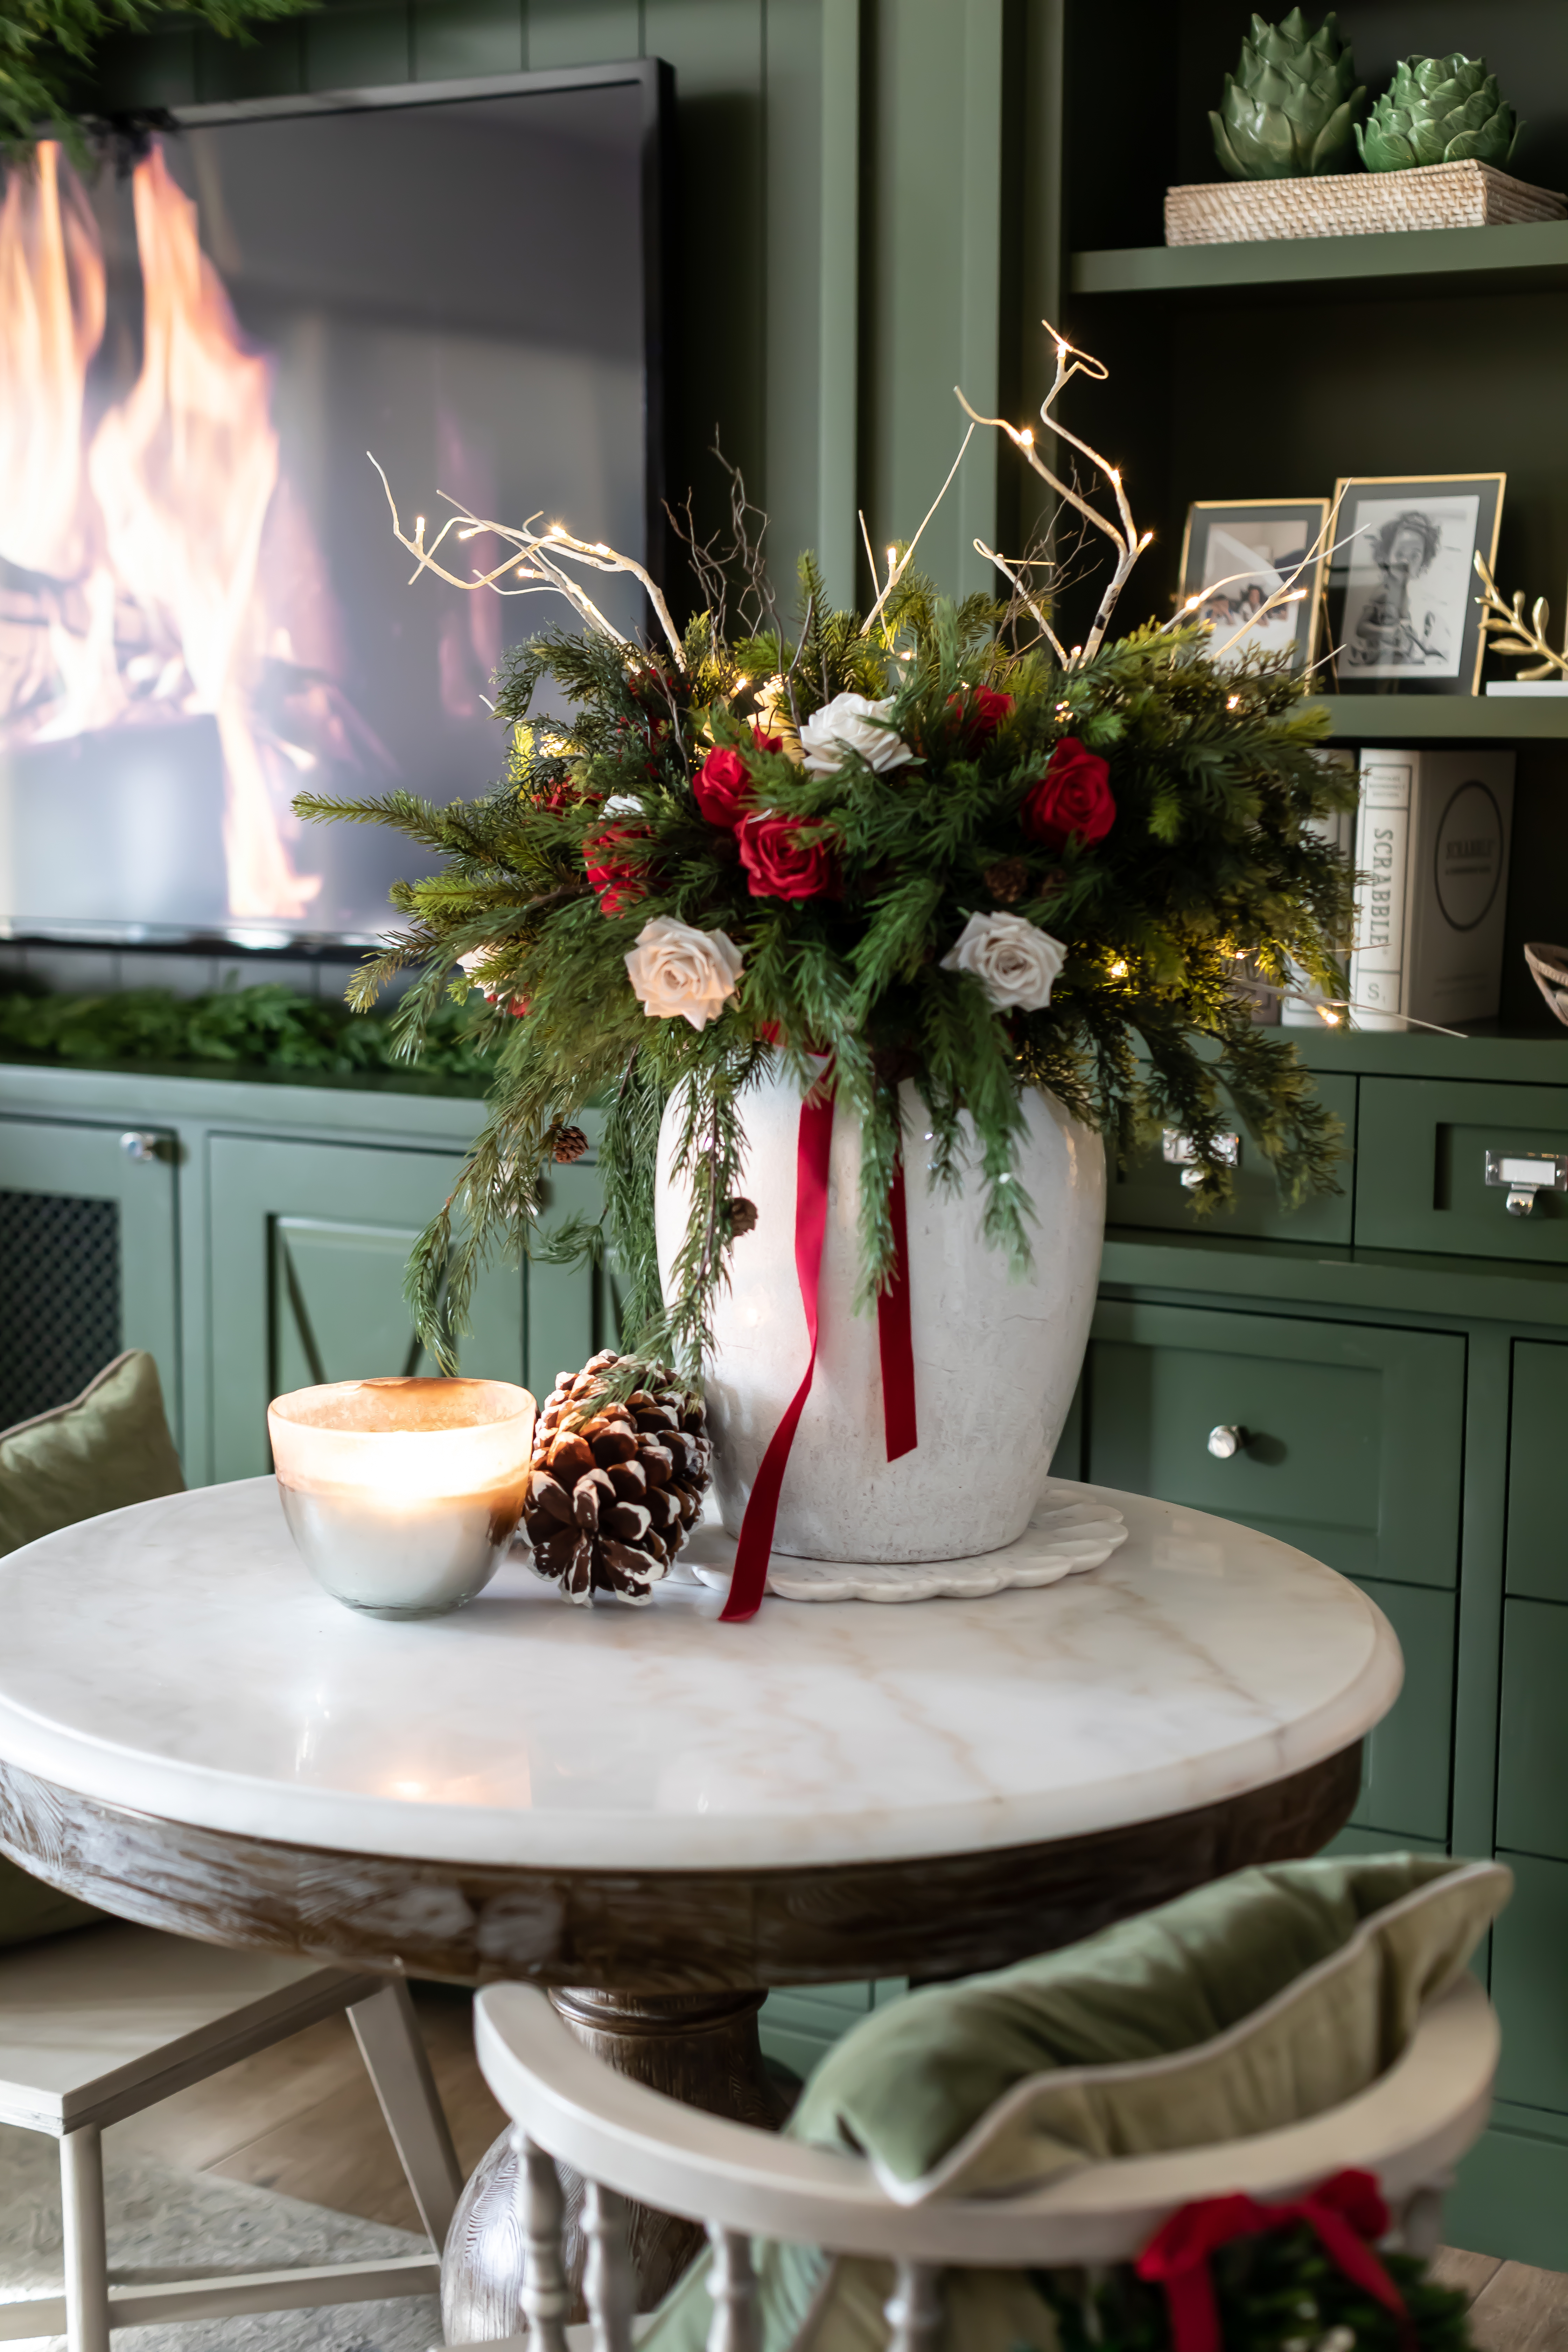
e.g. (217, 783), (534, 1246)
(524, 1350), (711, 1606)
(726, 1196), (758, 1237)
(551, 1124), (589, 1164)
(982, 856), (1028, 906)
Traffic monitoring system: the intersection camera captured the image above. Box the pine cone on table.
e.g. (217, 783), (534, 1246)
(523, 1350), (712, 1605)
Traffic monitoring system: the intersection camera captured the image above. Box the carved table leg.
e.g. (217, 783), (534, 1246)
(440, 1987), (782, 2336)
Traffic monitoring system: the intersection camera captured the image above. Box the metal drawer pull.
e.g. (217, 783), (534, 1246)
(1207, 1424), (1247, 1460)
(1163, 1128), (1240, 1190)
(119, 1131), (166, 1164)
(1484, 1148), (1567, 1216)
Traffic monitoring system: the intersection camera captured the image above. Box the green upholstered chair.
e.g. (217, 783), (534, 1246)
(0, 1352), (466, 2352)
(463, 1854), (1510, 2352)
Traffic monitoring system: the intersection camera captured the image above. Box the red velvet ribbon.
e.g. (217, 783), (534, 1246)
(721, 1096), (919, 1623)
(1135, 2169), (1412, 2352)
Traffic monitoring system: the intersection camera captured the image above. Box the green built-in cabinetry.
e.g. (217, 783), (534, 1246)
(1042, 1021), (1568, 2270)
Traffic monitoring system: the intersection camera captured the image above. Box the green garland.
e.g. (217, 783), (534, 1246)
(1, 0), (312, 150)
(301, 565), (1355, 1380)
(0, 980), (491, 1080)
(1036, 2227), (1472, 2352)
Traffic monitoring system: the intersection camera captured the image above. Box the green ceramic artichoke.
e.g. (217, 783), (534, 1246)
(1210, 9), (1366, 180)
(1356, 54), (1521, 172)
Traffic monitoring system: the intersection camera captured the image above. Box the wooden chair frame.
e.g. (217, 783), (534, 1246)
(469, 1973), (1499, 2352)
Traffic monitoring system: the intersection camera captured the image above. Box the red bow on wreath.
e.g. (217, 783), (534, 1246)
(1135, 2169), (1413, 2352)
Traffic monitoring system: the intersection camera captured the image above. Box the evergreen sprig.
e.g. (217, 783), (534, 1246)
(1, 0), (313, 151)
(300, 570), (1355, 1377)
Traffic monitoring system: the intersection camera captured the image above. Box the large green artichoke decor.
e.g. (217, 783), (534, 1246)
(1356, 55), (1521, 173)
(1210, 10), (1366, 180)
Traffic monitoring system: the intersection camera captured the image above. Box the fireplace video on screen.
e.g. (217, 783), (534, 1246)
(0, 76), (657, 944)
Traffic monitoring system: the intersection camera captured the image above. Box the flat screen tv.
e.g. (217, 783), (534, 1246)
(0, 64), (667, 947)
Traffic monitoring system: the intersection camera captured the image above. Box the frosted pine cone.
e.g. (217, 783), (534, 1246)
(524, 1350), (711, 1605)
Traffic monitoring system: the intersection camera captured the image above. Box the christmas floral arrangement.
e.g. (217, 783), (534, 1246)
(299, 328), (1354, 1378)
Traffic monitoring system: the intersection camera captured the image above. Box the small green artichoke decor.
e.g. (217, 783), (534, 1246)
(1211, 10), (1366, 180)
(1356, 54), (1521, 173)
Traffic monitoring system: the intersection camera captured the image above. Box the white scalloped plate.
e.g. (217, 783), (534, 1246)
(677, 1483), (1128, 1605)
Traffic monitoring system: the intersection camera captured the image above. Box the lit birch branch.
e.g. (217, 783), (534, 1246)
(972, 539), (1069, 664)
(368, 454), (688, 670)
(860, 425), (976, 639)
(956, 322), (1152, 664)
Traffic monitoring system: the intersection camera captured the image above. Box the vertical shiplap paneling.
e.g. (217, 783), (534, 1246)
(1009, 0), (1067, 560)
(413, 0), (524, 83)
(761, 0), (832, 599)
(524, 0), (645, 71)
(862, 0), (997, 596)
(194, 9), (312, 98)
(954, 0), (1002, 598)
(642, 0), (767, 539)
(302, 0), (413, 91)
(810, 0), (858, 606)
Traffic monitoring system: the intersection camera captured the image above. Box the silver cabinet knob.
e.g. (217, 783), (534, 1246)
(119, 1130), (165, 1164)
(1207, 1424), (1246, 1460)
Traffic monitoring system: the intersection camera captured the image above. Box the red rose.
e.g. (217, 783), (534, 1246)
(584, 823), (652, 917)
(1021, 737), (1115, 851)
(737, 812), (838, 901)
(948, 683), (1014, 741)
(694, 745), (752, 829)
(752, 724), (783, 753)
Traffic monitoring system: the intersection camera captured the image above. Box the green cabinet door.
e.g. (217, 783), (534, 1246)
(1496, 1598), (1568, 1862)
(1345, 1577), (1454, 1844)
(1505, 1339), (1568, 1605)
(0, 1114), (182, 1447)
(1084, 1300), (1465, 1585)
(208, 1134), (535, 1482)
(1490, 1851), (1568, 2115)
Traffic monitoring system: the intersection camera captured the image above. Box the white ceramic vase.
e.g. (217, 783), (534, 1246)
(655, 1073), (1106, 1565)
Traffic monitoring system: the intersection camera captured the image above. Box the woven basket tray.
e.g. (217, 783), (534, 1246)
(1166, 160), (1566, 246)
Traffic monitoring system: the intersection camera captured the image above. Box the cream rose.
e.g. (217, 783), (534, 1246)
(939, 911), (1065, 1013)
(798, 690), (913, 778)
(625, 917), (744, 1031)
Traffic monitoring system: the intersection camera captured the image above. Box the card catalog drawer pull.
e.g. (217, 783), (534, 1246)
(1484, 1148), (1568, 1216)
(1164, 1129), (1240, 1190)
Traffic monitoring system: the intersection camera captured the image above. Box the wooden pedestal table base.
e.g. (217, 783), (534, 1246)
(443, 1989), (783, 2332)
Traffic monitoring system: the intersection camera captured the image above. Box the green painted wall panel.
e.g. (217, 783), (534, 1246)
(1505, 1338), (1568, 1604)
(1084, 1299), (1465, 1587)
(524, 0), (643, 70)
(1489, 1851), (1568, 2115)
(303, 0), (413, 89)
(1496, 1598), (1568, 1862)
(413, 0), (524, 81)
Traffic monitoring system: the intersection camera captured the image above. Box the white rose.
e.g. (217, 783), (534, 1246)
(625, 917), (744, 1031)
(939, 911), (1065, 1013)
(798, 691), (913, 777)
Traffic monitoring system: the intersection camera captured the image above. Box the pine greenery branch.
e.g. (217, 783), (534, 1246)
(1, 0), (312, 149)
(302, 570), (1359, 1377)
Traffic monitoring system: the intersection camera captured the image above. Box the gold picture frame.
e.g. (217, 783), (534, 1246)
(1176, 498), (1330, 673)
(1326, 472), (1505, 695)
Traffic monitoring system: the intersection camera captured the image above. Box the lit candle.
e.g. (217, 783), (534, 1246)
(268, 1377), (536, 1619)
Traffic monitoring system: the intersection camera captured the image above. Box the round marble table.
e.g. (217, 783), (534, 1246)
(0, 1475), (1400, 2317)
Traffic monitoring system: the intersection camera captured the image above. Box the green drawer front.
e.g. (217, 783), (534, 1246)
(1357, 1076), (1568, 1261)
(1344, 1577), (1454, 1845)
(1084, 1300), (1465, 1586)
(1496, 1598), (1568, 1861)
(1490, 1852), (1568, 2114)
(1109, 1073), (1356, 1247)
(1506, 1339), (1568, 1604)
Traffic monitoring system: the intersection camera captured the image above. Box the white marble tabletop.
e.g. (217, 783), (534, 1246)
(0, 1478), (1400, 1873)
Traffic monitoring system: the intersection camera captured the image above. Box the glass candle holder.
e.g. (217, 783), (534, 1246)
(268, 1377), (536, 1619)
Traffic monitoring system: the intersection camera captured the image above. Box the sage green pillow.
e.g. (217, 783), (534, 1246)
(0, 1349), (185, 1945)
(0, 1350), (185, 1558)
(644, 1854), (1510, 2352)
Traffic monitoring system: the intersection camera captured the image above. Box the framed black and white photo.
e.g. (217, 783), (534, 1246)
(1177, 499), (1329, 672)
(1327, 474), (1504, 694)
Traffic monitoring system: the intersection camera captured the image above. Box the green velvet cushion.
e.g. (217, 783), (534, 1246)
(0, 1350), (185, 1558)
(644, 1854), (1510, 2352)
(0, 1350), (185, 1946)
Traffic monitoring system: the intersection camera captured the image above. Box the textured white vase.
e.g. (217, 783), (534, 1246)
(655, 1074), (1106, 1564)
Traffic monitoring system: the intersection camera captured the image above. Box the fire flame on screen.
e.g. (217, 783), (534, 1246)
(0, 140), (369, 924)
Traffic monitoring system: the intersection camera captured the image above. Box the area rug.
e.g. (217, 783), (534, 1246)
(0, 2123), (441, 2352)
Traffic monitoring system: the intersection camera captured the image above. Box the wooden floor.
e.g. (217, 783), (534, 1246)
(107, 1983), (1568, 2350)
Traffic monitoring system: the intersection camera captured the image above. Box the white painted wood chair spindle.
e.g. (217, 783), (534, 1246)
(461, 1972), (1500, 2352)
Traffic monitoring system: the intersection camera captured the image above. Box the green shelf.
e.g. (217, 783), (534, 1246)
(1071, 219), (1568, 301)
(1309, 695), (1568, 742)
